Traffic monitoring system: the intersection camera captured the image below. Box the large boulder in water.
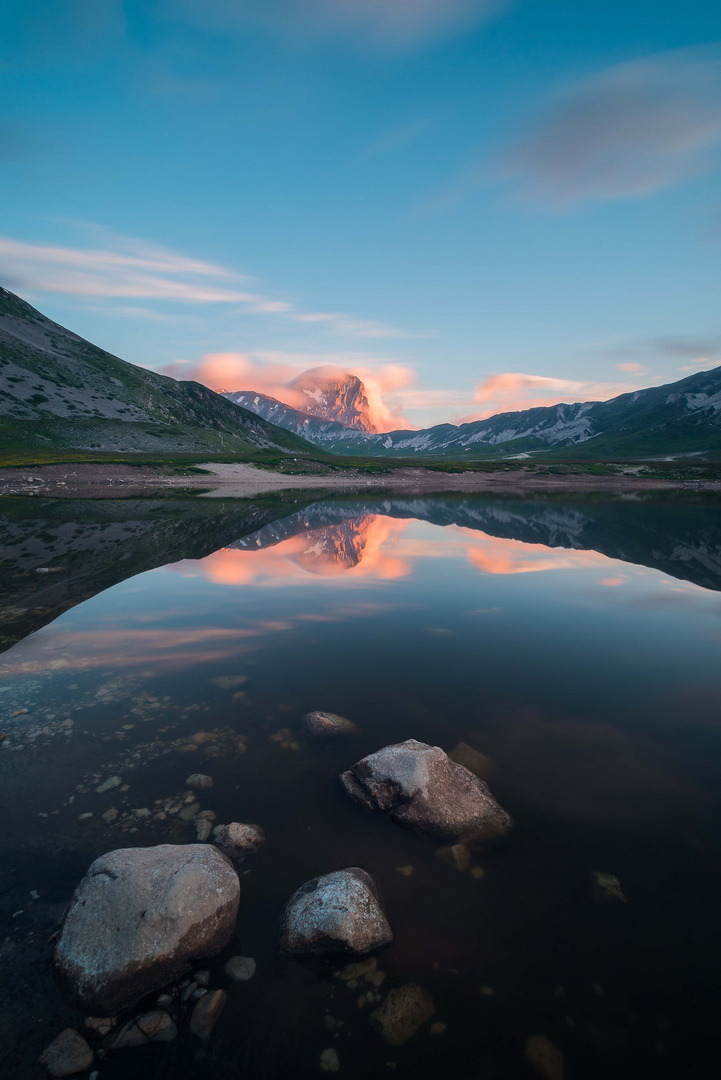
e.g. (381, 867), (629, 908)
(340, 739), (513, 851)
(279, 868), (392, 956)
(54, 844), (240, 1014)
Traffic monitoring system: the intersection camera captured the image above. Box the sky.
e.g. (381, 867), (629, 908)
(1, 0), (720, 429)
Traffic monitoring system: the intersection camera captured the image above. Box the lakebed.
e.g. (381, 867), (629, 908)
(1, 490), (721, 1079)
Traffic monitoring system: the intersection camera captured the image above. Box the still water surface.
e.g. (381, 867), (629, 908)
(1, 493), (721, 1079)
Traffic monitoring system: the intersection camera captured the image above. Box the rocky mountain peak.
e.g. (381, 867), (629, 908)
(287, 367), (377, 433)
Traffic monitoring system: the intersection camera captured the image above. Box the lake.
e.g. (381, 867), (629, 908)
(2, 490), (721, 1079)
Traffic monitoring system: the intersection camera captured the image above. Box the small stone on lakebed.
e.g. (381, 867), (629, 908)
(186, 773), (213, 790)
(370, 984), (435, 1046)
(214, 822), (265, 856)
(40, 1029), (94, 1077)
(301, 711), (358, 737)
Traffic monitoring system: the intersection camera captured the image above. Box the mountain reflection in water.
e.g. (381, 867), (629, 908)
(1, 492), (721, 1080)
(174, 496), (721, 590)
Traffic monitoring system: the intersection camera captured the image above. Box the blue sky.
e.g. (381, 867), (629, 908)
(2, 0), (720, 428)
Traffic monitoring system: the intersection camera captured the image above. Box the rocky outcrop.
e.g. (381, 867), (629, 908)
(279, 868), (392, 956)
(54, 844), (240, 1013)
(301, 711), (358, 737)
(214, 822), (265, 856)
(340, 739), (513, 850)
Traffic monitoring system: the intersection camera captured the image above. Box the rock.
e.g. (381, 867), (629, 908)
(95, 776), (122, 794)
(214, 822), (265, 856)
(436, 844), (471, 872)
(224, 955), (256, 981)
(340, 739), (513, 851)
(54, 844), (240, 1013)
(186, 773), (213, 790)
(320, 1047), (340, 1072)
(84, 1016), (116, 1037)
(189, 989), (227, 1040)
(108, 1010), (177, 1049)
(178, 802), (200, 821)
(301, 711), (358, 738)
(279, 868), (392, 956)
(132, 807), (151, 818)
(369, 984), (435, 1046)
(40, 1029), (94, 1077)
(335, 958), (376, 981)
(101, 808), (118, 824)
(447, 741), (494, 779)
(592, 872), (627, 904)
(195, 969), (210, 986)
(524, 1035), (565, 1080)
(430, 1021), (447, 1035)
(195, 819), (212, 842)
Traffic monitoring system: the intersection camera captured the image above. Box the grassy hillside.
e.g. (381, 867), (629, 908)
(0, 288), (318, 456)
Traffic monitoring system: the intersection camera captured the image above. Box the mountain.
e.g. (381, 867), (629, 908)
(0, 288), (316, 456)
(287, 368), (376, 431)
(226, 367), (721, 460)
(221, 390), (369, 445)
(224, 369), (376, 439)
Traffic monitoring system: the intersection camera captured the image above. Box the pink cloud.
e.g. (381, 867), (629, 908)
(459, 371), (650, 422)
(162, 352), (417, 431)
(616, 362), (647, 373)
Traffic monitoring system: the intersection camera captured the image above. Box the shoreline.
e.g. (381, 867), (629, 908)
(1, 461), (720, 498)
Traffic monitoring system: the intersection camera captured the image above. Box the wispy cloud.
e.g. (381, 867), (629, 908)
(0, 226), (413, 339)
(460, 371), (650, 420)
(170, 0), (508, 51)
(501, 48), (721, 205)
(597, 333), (721, 371)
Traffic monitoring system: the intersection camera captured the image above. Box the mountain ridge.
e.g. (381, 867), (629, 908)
(0, 288), (317, 456)
(224, 367), (721, 460)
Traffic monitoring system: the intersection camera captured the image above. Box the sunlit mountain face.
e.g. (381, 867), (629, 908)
(287, 369), (377, 432)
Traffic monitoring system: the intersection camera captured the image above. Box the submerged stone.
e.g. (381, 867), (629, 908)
(186, 773), (213, 790)
(447, 741), (495, 779)
(54, 844), (240, 1013)
(189, 989), (227, 1040)
(279, 868), (392, 956)
(224, 955), (256, 981)
(340, 739), (513, 850)
(214, 822), (265, 856)
(40, 1029), (94, 1077)
(592, 871), (627, 904)
(369, 984), (435, 1046)
(108, 1010), (177, 1049)
(301, 711), (358, 738)
(524, 1035), (565, 1080)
